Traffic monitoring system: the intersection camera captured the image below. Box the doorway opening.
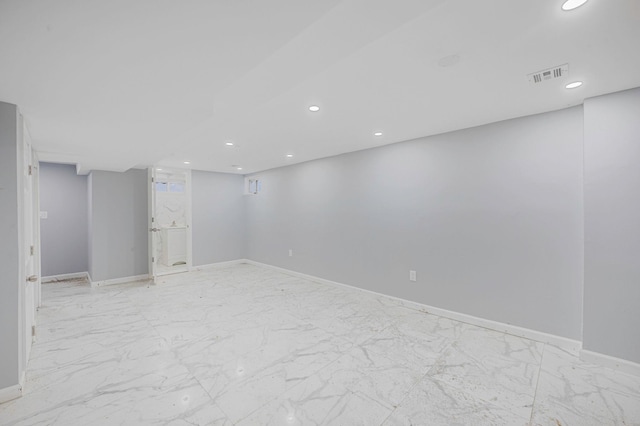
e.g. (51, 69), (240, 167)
(149, 167), (192, 278)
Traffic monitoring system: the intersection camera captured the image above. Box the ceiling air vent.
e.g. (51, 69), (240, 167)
(527, 64), (569, 84)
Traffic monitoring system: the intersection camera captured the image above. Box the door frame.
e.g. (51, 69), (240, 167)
(148, 167), (193, 280)
(32, 154), (42, 309)
(17, 112), (39, 380)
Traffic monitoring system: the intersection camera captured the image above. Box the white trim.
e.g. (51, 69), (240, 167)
(91, 274), (150, 288)
(414, 302), (582, 352)
(581, 349), (640, 377)
(186, 170), (193, 272)
(148, 167), (154, 281)
(244, 260), (582, 353)
(0, 381), (22, 404)
(193, 259), (248, 271)
(32, 152), (42, 309)
(41, 271), (90, 283)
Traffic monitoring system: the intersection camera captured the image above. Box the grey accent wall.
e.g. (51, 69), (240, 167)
(0, 101), (20, 390)
(246, 107), (585, 340)
(583, 87), (640, 363)
(88, 169), (148, 282)
(192, 171), (246, 266)
(39, 163), (88, 277)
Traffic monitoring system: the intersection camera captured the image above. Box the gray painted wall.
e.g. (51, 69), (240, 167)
(39, 163), (88, 277)
(192, 171), (246, 266)
(246, 107), (585, 340)
(583, 87), (640, 363)
(0, 102), (20, 390)
(88, 169), (148, 282)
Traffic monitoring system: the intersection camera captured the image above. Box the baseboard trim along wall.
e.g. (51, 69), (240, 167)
(0, 383), (22, 404)
(244, 259), (583, 354)
(31, 260), (640, 379)
(42, 271), (90, 283)
(581, 349), (640, 377)
(0, 371), (24, 404)
(193, 259), (247, 270)
(90, 274), (150, 288)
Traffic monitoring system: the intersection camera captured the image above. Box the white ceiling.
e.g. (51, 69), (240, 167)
(1, 0), (639, 175)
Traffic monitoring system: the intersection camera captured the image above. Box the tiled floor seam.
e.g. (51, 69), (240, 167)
(422, 333), (537, 424)
(180, 366), (233, 425)
(376, 337), (459, 425)
(528, 343), (546, 425)
(230, 346), (357, 424)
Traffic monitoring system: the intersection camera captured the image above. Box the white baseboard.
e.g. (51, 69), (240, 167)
(1, 369), (26, 404)
(193, 259), (248, 271)
(42, 271), (89, 283)
(244, 260), (582, 353)
(405, 302), (583, 354)
(581, 349), (640, 377)
(0, 382), (22, 404)
(91, 274), (150, 288)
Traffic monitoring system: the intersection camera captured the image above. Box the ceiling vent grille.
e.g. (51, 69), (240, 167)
(527, 64), (569, 84)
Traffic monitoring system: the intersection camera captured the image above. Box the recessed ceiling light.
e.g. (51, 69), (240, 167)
(309, 105), (320, 112)
(237, 167), (242, 171)
(225, 141), (234, 146)
(565, 81), (583, 89)
(374, 132), (383, 137)
(562, 0), (588, 11)
(183, 161), (190, 164)
(157, 168), (162, 171)
(286, 154), (293, 158)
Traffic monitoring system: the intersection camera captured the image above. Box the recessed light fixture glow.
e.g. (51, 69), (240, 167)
(565, 81), (583, 89)
(286, 154), (294, 158)
(183, 161), (190, 164)
(562, 0), (588, 11)
(308, 105), (320, 112)
(374, 132), (383, 137)
(225, 141), (234, 146)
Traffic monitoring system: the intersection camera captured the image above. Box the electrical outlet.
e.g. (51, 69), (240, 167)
(409, 270), (417, 282)
(289, 249), (293, 257)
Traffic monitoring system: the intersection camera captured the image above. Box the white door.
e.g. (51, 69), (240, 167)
(32, 155), (42, 309)
(22, 118), (37, 363)
(149, 167), (192, 278)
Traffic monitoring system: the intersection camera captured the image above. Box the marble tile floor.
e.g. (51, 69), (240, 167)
(1, 263), (639, 425)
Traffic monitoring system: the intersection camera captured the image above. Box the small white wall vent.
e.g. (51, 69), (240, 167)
(527, 64), (569, 84)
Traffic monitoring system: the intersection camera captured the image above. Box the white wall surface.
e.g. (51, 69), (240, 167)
(88, 169), (148, 282)
(583, 87), (640, 364)
(39, 163), (88, 277)
(192, 171), (246, 266)
(0, 101), (20, 390)
(246, 107), (585, 340)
